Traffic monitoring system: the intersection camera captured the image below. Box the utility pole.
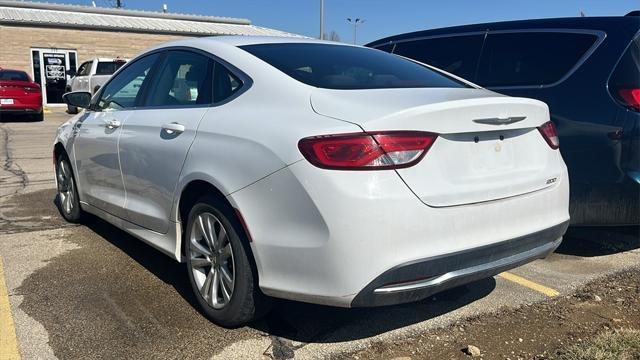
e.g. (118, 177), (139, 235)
(115, 0), (122, 8)
(347, 18), (364, 45)
(319, 0), (324, 40)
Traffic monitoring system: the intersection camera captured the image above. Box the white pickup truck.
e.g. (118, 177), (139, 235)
(65, 57), (127, 113)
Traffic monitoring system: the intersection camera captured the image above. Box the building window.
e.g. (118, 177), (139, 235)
(31, 50), (41, 85)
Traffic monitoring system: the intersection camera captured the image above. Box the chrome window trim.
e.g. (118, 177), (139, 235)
(90, 45), (253, 112)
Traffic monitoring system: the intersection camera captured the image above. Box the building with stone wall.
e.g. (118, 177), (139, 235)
(0, 0), (295, 105)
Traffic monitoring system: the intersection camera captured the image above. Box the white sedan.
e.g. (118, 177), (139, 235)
(55, 36), (569, 327)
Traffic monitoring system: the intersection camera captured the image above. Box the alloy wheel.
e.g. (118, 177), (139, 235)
(189, 212), (235, 309)
(56, 159), (75, 215)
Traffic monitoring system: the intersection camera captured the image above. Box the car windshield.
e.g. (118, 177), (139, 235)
(0, 70), (30, 81)
(96, 61), (126, 75)
(240, 43), (468, 90)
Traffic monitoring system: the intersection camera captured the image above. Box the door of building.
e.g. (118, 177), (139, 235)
(30, 48), (77, 105)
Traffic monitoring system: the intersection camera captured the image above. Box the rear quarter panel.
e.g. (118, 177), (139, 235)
(170, 56), (362, 222)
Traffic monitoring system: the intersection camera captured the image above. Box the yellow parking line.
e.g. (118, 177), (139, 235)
(0, 258), (20, 360)
(498, 271), (560, 297)
(43, 108), (52, 114)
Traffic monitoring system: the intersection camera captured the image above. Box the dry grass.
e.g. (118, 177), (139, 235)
(559, 329), (640, 360)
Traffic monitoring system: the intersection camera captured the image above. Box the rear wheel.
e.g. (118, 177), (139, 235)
(184, 196), (270, 327)
(55, 154), (83, 222)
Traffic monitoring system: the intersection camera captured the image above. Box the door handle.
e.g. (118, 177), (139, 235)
(162, 122), (185, 134)
(105, 119), (121, 129)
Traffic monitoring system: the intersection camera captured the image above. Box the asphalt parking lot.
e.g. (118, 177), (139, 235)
(0, 110), (639, 360)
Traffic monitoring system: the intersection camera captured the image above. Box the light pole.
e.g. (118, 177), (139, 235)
(319, 0), (324, 40)
(347, 18), (364, 45)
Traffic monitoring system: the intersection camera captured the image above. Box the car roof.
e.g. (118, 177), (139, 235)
(166, 35), (352, 48)
(80, 58), (129, 62)
(367, 15), (640, 47)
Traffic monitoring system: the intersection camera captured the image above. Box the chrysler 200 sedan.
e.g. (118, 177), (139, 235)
(55, 36), (570, 327)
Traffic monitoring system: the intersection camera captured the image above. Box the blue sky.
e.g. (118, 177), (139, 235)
(46, 0), (638, 44)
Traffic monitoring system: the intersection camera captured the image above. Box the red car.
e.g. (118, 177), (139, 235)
(0, 68), (43, 121)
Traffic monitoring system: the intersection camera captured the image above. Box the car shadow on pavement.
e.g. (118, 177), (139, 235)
(253, 278), (496, 344)
(84, 215), (496, 342)
(0, 113), (42, 122)
(555, 226), (639, 257)
(82, 216), (202, 310)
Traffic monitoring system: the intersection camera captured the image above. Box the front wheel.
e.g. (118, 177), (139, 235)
(55, 154), (83, 222)
(184, 196), (270, 327)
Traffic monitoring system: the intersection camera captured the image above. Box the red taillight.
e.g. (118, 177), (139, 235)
(618, 88), (640, 111)
(538, 121), (559, 150)
(298, 131), (437, 170)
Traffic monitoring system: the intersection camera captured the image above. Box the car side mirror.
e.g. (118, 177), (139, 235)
(62, 91), (92, 109)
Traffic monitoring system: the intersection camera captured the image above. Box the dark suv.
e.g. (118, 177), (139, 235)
(368, 14), (640, 225)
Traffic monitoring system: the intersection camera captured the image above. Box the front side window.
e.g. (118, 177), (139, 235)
(97, 53), (160, 111)
(146, 51), (213, 107)
(477, 32), (598, 87)
(241, 43), (466, 90)
(393, 35), (485, 81)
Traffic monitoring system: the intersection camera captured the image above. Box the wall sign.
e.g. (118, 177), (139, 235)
(43, 53), (66, 80)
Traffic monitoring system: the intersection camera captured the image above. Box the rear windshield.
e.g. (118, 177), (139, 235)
(96, 61), (126, 75)
(240, 43), (467, 90)
(0, 70), (29, 81)
(610, 35), (640, 90)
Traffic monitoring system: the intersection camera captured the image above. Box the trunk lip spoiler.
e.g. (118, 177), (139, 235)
(473, 116), (527, 125)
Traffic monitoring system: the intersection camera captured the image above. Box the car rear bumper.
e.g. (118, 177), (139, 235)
(351, 221), (568, 307)
(0, 105), (43, 113)
(230, 159), (570, 307)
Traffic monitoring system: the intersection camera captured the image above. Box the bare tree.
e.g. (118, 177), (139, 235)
(323, 31), (341, 42)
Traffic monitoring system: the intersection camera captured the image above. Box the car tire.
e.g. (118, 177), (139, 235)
(184, 195), (271, 327)
(55, 153), (84, 223)
(67, 104), (78, 114)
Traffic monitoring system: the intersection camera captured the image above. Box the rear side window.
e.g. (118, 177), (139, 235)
(609, 35), (640, 110)
(96, 61), (126, 75)
(393, 35), (485, 81)
(477, 32), (598, 87)
(213, 62), (242, 103)
(0, 70), (29, 81)
(241, 43), (467, 90)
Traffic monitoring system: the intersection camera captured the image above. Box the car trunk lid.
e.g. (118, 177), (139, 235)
(0, 80), (39, 98)
(311, 88), (563, 207)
